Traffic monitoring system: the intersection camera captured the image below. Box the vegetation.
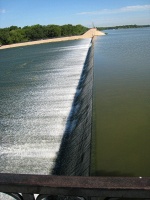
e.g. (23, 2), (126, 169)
(97, 24), (150, 31)
(0, 24), (88, 45)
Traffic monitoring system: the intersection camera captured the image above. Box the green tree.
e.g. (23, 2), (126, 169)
(0, 28), (10, 45)
(7, 29), (27, 44)
(61, 24), (87, 36)
(24, 24), (44, 40)
(0, 24), (89, 45)
(61, 24), (73, 36)
(74, 24), (88, 35)
(46, 25), (61, 38)
(9, 26), (19, 31)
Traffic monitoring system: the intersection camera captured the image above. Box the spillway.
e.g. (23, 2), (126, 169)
(53, 39), (94, 176)
(0, 38), (93, 175)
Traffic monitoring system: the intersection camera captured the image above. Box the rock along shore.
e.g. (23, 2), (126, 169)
(0, 28), (105, 50)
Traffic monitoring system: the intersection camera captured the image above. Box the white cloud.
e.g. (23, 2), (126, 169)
(77, 4), (150, 15)
(0, 9), (6, 14)
(120, 5), (150, 12)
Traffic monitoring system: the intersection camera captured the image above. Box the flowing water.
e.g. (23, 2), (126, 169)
(0, 28), (150, 200)
(92, 28), (150, 177)
(0, 39), (91, 175)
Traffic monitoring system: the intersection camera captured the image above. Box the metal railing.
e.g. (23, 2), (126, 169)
(0, 173), (150, 200)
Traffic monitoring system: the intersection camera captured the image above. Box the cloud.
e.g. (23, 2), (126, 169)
(120, 5), (150, 12)
(77, 4), (150, 15)
(0, 9), (6, 14)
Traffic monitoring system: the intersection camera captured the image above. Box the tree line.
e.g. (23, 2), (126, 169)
(0, 24), (88, 45)
(97, 24), (150, 30)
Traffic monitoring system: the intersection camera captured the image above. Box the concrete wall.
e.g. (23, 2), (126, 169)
(52, 40), (94, 176)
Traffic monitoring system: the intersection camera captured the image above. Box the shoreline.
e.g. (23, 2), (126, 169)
(0, 29), (105, 50)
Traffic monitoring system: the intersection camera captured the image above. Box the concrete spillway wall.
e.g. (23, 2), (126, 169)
(52, 39), (94, 176)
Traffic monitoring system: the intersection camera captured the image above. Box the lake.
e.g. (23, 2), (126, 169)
(92, 28), (150, 177)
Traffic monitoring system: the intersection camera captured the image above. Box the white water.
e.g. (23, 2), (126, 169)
(0, 39), (91, 175)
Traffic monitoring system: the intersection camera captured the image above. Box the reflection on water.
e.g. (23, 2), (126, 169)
(92, 28), (150, 177)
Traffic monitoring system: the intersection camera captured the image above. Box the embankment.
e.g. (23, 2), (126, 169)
(52, 39), (94, 176)
(0, 28), (104, 49)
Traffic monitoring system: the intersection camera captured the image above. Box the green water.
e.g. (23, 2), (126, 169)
(92, 28), (150, 177)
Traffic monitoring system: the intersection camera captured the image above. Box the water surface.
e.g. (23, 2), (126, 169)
(92, 28), (150, 177)
(0, 39), (91, 174)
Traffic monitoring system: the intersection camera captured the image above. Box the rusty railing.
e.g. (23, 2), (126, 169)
(0, 173), (150, 200)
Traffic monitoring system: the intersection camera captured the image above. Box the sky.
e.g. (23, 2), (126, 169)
(0, 0), (150, 28)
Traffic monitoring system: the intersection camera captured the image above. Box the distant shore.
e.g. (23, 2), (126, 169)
(0, 29), (105, 50)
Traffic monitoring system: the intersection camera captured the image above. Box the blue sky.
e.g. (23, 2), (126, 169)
(0, 0), (150, 28)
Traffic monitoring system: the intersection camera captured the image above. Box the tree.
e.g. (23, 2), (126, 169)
(24, 24), (44, 40)
(61, 24), (73, 36)
(74, 24), (88, 35)
(0, 28), (10, 45)
(45, 25), (61, 38)
(7, 29), (27, 44)
(0, 24), (88, 45)
(9, 26), (19, 31)
(61, 24), (88, 36)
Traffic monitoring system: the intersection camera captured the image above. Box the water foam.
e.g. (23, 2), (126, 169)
(0, 39), (91, 175)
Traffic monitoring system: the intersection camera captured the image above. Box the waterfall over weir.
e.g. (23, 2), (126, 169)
(0, 38), (93, 176)
(53, 40), (94, 176)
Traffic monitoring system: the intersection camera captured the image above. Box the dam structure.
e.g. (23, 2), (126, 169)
(52, 39), (94, 176)
(0, 29), (105, 177)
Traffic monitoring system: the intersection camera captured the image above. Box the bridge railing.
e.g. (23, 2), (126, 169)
(0, 173), (150, 200)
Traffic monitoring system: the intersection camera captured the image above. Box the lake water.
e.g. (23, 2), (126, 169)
(92, 28), (150, 177)
(0, 39), (91, 175)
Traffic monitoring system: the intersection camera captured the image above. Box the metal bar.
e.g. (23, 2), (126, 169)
(0, 173), (150, 198)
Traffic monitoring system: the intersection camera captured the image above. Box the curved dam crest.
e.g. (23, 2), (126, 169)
(52, 39), (94, 176)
